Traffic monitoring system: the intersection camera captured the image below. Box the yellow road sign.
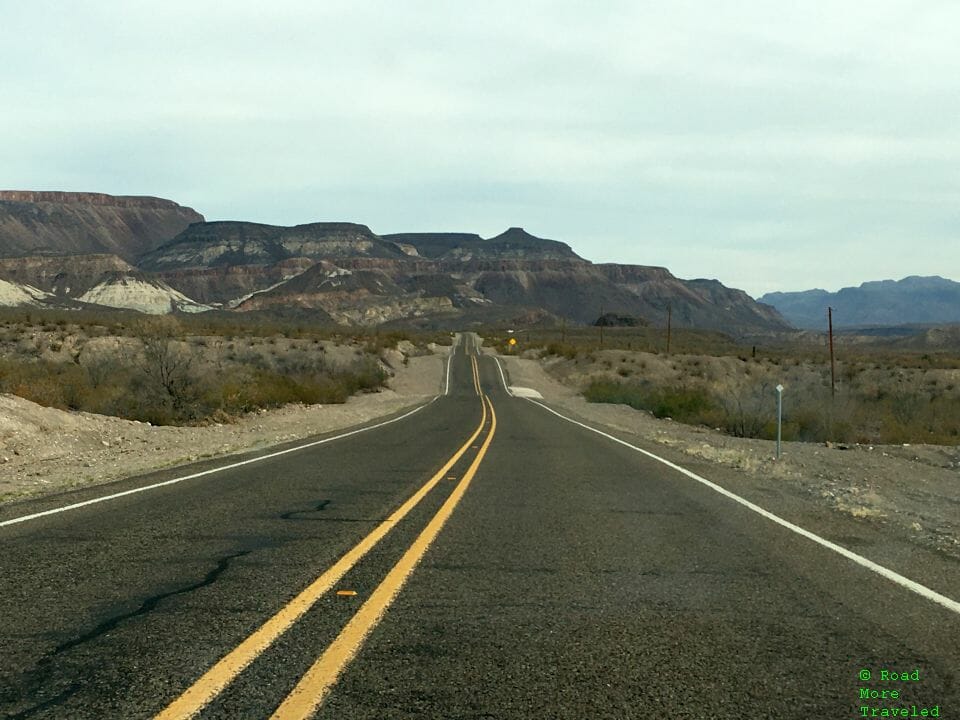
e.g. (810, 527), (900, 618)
(508, 338), (517, 346)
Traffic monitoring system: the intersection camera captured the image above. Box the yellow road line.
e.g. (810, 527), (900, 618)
(154, 399), (488, 720)
(270, 395), (498, 719)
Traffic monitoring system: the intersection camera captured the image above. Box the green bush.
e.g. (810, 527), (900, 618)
(584, 379), (718, 425)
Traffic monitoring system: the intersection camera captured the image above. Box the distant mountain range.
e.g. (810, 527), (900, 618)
(759, 276), (960, 329)
(0, 191), (790, 334)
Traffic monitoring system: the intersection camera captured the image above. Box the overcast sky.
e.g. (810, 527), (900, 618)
(2, 1), (957, 297)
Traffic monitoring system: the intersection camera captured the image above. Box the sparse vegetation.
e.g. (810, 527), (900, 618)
(504, 324), (960, 446)
(0, 310), (454, 426)
(584, 380), (718, 424)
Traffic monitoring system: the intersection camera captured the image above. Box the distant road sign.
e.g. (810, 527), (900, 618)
(508, 338), (517, 346)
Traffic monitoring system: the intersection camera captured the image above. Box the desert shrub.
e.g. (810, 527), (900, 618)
(0, 322), (389, 426)
(779, 407), (819, 443)
(275, 353), (328, 376)
(716, 381), (777, 439)
(543, 342), (578, 360)
(362, 330), (415, 353)
(580, 374), (929, 444)
(584, 379), (718, 425)
(198, 356), (386, 416)
(0, 359), (76, 409)
(238, 350), (269, 369)
(887, 389), (923, 426)
(138, 338), (196, 414)
(332, 359), (384, 396)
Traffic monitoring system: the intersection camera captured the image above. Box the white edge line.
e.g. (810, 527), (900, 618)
(445, 348), (452, 396)
(526, 398), (960, 617)
(0, 396), (439, 530)
(492, 356), (513, 397)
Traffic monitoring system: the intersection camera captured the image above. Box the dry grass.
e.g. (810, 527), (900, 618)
(0, 310), (447, 426)
(522, 331), (960, 445)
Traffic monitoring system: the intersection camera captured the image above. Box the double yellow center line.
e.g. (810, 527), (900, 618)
(156, 392), (497, 719)
(470, 353), (482, 395)
(272, 393), (496, 717)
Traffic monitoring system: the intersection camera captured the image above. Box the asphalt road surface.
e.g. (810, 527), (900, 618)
(1, 333), (957, 718)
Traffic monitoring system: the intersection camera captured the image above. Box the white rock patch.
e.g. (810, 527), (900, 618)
(78, 277), (212, 314)
(0, 279), (51, 306)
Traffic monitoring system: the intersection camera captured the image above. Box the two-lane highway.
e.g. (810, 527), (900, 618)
(0, 335), (488, 718)
(1, 333), (957, 718)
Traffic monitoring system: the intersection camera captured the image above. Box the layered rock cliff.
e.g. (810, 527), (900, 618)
(0, 191), (203, 262)
(0, 194), (794, 333)
(139, 221), (407, 270)
(232, 262), (457, 325)
(0, 254), (134, 297)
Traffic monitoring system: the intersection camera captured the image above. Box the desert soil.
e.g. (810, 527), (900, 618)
(0, 347), (447, 505)
(493, 351), (960, 565)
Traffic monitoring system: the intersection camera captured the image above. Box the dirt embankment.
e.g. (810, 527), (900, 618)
(0, 345), (448, 504)
(493, 351), (960, 564)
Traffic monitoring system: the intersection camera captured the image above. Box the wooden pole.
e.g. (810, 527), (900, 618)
(599, 305), (604, 348)
(828, 306), (836, 398)
(668, 305), (673, 353)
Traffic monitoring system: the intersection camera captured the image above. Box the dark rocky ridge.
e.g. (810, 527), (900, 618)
(0, 191), (203, 262)
(382, 227), (581, 261)
(760, 276), (960, 329)
(381, 232), (484, 259)
(139, 221), (407, 270)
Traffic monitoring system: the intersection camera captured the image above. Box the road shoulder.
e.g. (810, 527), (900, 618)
(490, 351), (960, 580)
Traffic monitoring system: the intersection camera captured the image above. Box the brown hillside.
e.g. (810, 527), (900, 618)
(0, 191), (203, 262)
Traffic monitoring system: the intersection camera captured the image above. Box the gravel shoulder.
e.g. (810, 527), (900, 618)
(0, 349), (448, 505)
(492, 351), (960, 573)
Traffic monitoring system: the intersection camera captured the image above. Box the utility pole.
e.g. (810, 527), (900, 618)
(599, 305), (604, 348)
(666, 304), (672, 354)
(828, 307), (836, 398)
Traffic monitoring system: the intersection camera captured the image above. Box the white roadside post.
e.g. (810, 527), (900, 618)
(775, 384), (784, 460)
